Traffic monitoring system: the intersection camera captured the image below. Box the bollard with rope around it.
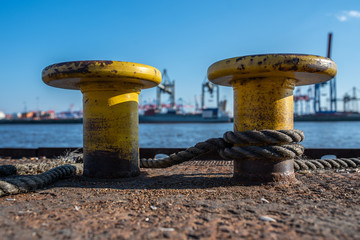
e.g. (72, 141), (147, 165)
(207, 54), (337, 182)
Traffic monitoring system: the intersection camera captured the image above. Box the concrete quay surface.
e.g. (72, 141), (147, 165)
(0, 158), (359, 239)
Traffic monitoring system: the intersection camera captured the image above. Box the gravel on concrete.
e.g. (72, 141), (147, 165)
(0, 158), (359, 239)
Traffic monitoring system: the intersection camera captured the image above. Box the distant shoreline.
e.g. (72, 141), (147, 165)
(2, 115), (360, 124)
(0, 119), (83, 124)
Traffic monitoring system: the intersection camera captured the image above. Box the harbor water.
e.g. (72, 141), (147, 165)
(0, 122), (360, 149)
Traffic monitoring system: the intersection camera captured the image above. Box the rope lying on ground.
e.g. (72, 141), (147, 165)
(0, 149), (83, 177)
(0, 164), (83, 197)
(294, 158), (360, 170)
(0, 150), (83, 197)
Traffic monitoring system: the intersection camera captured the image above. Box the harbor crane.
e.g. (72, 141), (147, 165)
(201, 80), (219, 109)
(294, 88), (311, 115)
(314, 32), (337, 113)
(343, 87), (360, 112)
(156, 69), (175, 110)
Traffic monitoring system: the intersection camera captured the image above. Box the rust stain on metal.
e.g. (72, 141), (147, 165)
(42, 60), (161, 179)
(208, 54), (337, 183)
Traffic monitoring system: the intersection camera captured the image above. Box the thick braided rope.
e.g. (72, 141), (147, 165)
(223, 129), (305, 145)
(0, 150), (83, 177)
(219, 144), (304, 160)
(0, 164), (83, 197)
(294, 158), (360, 171)
(0, 161), (71, 177)
(219, 129), (305, 161)
(140, 138), (228, 168)
(141, 130), (305, 168)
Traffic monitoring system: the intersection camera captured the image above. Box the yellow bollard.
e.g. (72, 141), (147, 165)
(42, 61), (161, 178)
(208, 54), (337, 182)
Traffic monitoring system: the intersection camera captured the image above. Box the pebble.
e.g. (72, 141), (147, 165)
(205, 190), (216, 193)
(32, 232), (41, 238)
(150, 206), (157, 210)
(159, 227), (175, 232)
(18, 210), (33, 215)
(259, 216), (276, 222)
(74, 206), (80, 211)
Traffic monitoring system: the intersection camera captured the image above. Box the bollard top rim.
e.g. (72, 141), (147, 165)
(42, 60), (162, 90)
(207, 54), (337, 86)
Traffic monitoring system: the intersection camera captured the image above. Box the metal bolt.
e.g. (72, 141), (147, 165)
(42, 61), (161, 178)
(208, 54), (337, 182)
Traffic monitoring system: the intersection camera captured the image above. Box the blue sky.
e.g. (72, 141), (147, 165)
(0, 0), (359, 114)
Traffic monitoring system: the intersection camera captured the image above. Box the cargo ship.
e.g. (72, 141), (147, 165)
(139, 108), (231, 123)
(294, 112), (360, 121)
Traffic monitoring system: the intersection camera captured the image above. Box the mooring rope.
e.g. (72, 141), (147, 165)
(140, 138), (228, 168)
(141, 129), (305, 168)
(0, 129), (359, 197)
(294, 158), (360, 170)
(222, 129), (305, 145)
(0, 164), (82, 197)
(0, 149), (83, 177)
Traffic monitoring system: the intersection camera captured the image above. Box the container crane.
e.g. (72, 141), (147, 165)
(201, 80), (219, 110)
(314, 32), (337, 113)
(343, 87), (360, 112)
(156, 69), (175, 110)
(294, 88), (311, 115)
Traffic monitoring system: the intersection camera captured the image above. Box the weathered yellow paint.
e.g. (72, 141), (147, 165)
(81, 83), (140, 153)
(233, 78), (295, 131)
(207, 54), (337, 132)
(207, 54), (337, 182)
(42, 61), (161, 178)
(108, 92), (139, 106)
(42, 60), (161, 90)
(208, 54), (337, 87)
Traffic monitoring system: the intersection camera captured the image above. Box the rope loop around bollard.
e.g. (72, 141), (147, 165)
(222, 129), (305, 145)
(219, 144), (304, 160)
(141, 129), (305, 168)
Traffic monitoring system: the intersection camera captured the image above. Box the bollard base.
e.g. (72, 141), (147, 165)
(83, 151), (140, 178)
(233, 159), (296, 183)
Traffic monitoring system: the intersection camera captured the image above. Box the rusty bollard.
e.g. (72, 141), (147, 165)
(208, 54), (337, 182)
(42, 61), (161, 178)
